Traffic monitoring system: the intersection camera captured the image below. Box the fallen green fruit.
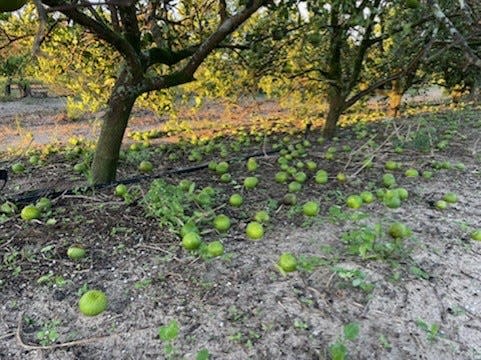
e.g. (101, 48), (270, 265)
(346, 195), (363, 209)
(213, 214), (231, 233)
(79, 290), (108, 316)
(442, 192), (458, 204)
(182, 232), (202, 250)
(20, 205), (41, 221)
(207, 241), (224, 257)
(303, 201), (319, 217)
(388, 223), (410, 239)
(278, 252), (297, 272)
(246, 222), (264, 240)
(471, 230), (481, 241)
(67, 246), (86, 260)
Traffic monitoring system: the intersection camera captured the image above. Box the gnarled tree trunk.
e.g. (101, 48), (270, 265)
(323, 86), (345, 139)
(91, 71), (138, 184)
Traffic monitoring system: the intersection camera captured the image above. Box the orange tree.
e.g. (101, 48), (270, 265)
(20, 0), (266, 184)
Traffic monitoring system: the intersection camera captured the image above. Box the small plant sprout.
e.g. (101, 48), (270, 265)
(158, 320), (180, 359)
(329, 322), (360, 360)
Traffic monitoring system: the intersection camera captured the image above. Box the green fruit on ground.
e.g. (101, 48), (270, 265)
(182, 232), (202, 250)
(178, 179), (193, 191)
(471, 230), (481, 241)
(315, 170), (328, 184)
(20, 205), (41, 221)
(207, 241), (224, 257)
(363, 158), (373, 168)
(180, 222), (198, 237)
(384, 196), (401, 209)
(382, 173), (396, 188)
(435, 200), (448, 210)
(346, 195), (363, 209)
(11, 163), (25, 173)
(79, 290), (108, 316)
(278, 253), (297, 272)
(376, 188), (386, 199)
(0, 0), (27, 12)
(215, 161), (229, 174)
(325, 152), (335, 161)
(139, 160), (153, 172)
(442, 192), (458, 203)
(67, 246), (86, 260)
(422, 171), (433, 179)
(213, 214), (231, 233)
(244, 176), (259, 189)
(306, 160), (317, 171)
(388, 223), (410, 239)
(36, 197), (52, 212)
(405, 168), (419, 177)
(288, 181), (302, 193)
(360, 191), (374, 204)
(455, 162), (466, 171)
(395, 188), (409, 201)
(254, 210), (270, 223)
(130, 143), (140, 151)
(246, 221), (264, 240)
(115, 184), (128, 197)
(229, 193), (244, 207)
(275, 171), (288, 184)
(385, 160), (399, 171)
(294, 172), (307, 183)
(295, 161), (304, 169)
(73, 163), (87, 173)
(220, 173), (232, 183)
(208, 161), (217, 171)
(336, 172), (347, 183)
(303, 201), (319, 217)
(246, 158), (258, 172)
(283, 193), (297, 206)
(29, 155), (39, 165)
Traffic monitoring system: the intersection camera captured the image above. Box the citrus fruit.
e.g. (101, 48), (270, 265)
(288, 181), (302, 193)
(67, 246), (86, 260)
(182, 232), (202, 250)
(11, 163), (25, 174)
(20, 205), (41, 221)
(283, 193), (297, 206)
(384, 195), (401, 209)
(138, 160), (153, 172)
(336, 172), (347, 183)
(35, 197), (51, 213)
(79, 290), (108, 316)
(220, 173), (232, 183)
(435, 200), (448, 210)
(275, 171), (288, 184)
(315, 170), (328, 184)
(388, 223), (409, 239)
(246, 222), (264, 240)
(471, 230), (481, 241)
(246, 158), (258, 172)
(405, 168), (419, 177)
(229, 194), (243, 207)
(115, 184), (128, 197)
(294, 172), (307, 183)
(422, 171), (433, 179)
(346, 195), (363, 209)
(244, 176), (259, 189)
(215, 161), (229, 174)
(385, 160), (399, 171)
(278, 253), (297, 272)
(207, 241), (224, 257)
(303, 201), (319, 216)
(254, 210), (270, 223)
(360, 191), (374, 204)
(382, 173), (396, 188)
(395, 188), (409, 201)
(73, 163), (87, 173)
(213, 214), (231, 233)
(442, 192), (458, 203)
(306, 160), (317, 171)
(0, 201), (16, 215)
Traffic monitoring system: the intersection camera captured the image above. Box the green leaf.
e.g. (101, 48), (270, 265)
(158, 320), (180, 341)
(343, 322), (360, 341)
(329, 342), (347, 360)
(196, 348), (210, 360)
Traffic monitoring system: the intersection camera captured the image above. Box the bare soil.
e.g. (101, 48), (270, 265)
(1, 99), (481, 360)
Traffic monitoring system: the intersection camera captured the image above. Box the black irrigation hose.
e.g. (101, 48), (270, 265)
(2, 148), (280, 205)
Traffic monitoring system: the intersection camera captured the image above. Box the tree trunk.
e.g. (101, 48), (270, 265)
(323, 86), (345, 139)
(91, 76), (138, 184)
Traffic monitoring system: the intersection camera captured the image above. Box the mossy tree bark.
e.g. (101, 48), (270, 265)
(323, 85), (345, 139)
